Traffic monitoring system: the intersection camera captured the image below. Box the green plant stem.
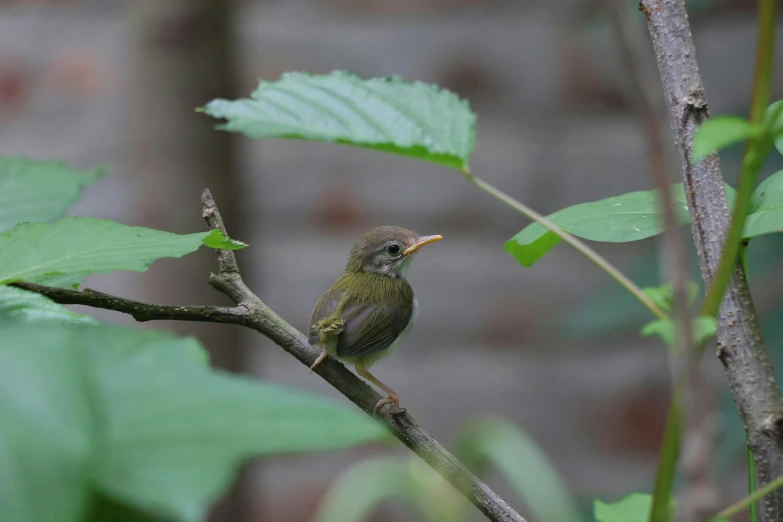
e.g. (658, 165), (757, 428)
(650, 392), (683, 522)
(699, 0), (777, 319)
(717, 473), (783, 520)
(748, 440), (759, 522)
(469, 174), (669, 321)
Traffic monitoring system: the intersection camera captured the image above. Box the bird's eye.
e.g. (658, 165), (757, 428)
(387, 243), (401, 256)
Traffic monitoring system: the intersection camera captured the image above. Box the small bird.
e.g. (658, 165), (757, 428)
(307, 226), (442, 414)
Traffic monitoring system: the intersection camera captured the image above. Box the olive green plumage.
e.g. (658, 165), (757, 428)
(307, 225), (441, 412)
(308, 271), (414, 364)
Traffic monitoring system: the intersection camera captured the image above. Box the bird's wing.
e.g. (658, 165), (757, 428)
(335, 298), (413, 358)
(308, 288), (345, 345)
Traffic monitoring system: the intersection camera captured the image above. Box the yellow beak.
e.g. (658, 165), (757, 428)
(403, 234), (443, 255)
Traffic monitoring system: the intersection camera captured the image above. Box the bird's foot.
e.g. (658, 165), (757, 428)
(373, 394), (403, 416)
(308, 351), (328, 374)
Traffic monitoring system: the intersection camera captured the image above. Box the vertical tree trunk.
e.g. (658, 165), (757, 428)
(127, 2), (254, 521)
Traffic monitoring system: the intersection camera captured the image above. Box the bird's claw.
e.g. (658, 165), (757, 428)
(372, 396), (403, 416)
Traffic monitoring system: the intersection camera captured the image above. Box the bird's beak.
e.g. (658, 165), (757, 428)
(403, 235), (443, 255)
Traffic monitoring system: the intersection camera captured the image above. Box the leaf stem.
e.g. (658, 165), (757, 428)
(469, 175), (669, 321)
(717, 473), (783, 520)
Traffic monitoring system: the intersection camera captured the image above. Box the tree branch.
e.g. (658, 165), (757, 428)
(639, 1), (783, 520)
(605, 2), (719, 521)
(17, 189), (527, 522)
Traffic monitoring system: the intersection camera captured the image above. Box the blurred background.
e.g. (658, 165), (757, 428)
(2, 0), (783, 521)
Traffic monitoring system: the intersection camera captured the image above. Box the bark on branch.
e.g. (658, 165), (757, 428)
(15, 189), (527, 522)
(639, 1), (783, 519)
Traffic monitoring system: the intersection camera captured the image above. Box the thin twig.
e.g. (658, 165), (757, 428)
(639, 1), (783, 521)
(605, 2), (718, 521)
(19, 189), (528, 522)
(468, 176), (669, 320)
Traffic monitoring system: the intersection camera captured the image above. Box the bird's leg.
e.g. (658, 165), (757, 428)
(308, 350), (329, 373)
(355, 361), (400, 414)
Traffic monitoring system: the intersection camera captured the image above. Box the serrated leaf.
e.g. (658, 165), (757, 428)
(594, 493), (661, 522)
(744, 169), (783, 239)
(201, 229), (248, 250)
(0, 156), (104, 233)
(505, 184), (737, 267)
(0, 217), (223, 284)
(454, 417), (580, 522)
(202, 71), (476, 171)
(641, 316), (717, 347)
(693, 116), (756, 161)
(0, 286), (97, 325)
(0, 324), (387, 522)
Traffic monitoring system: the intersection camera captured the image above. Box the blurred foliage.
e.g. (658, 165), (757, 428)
(0, 156), (388, 522)
(314, 417), (582, 522)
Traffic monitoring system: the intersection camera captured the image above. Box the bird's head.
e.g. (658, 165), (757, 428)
(345, 226), (442, 278)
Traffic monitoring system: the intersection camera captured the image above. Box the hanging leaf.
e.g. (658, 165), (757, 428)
(201, 71), (476, 171)
(0, 217), (244, 284)
(505, 183), (737, 267)
(0, 156), (104, 233)
(0, 324), (387, 522)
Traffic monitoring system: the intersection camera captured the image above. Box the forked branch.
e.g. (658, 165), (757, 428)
(15, 189), (527, 522)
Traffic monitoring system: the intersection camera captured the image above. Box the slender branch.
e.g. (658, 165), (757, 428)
(605, 2), (718, 521)
(639, 1), (783, 521)
(468, 175), (669, 320)
(19, 190), (528, 522)
(11, 282), (245, 324)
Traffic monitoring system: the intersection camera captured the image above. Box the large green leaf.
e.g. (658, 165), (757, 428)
(745, 169), (783, 239)
(0, 286), (97, 325)
(201, 71), (476, 171)
(505, 184), (737, 267)
(0, 324), (387, 522)
(0, 156), (104, 233)
(454, 417), (582, 522)
(0, 217), (243, 284)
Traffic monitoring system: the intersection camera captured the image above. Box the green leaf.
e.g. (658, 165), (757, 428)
(0, 156), (104, 233)
(693, 116), (756, 161)
(25, 272), (89, 290)
(454, 417), (580, 522)
(766, 100), (783, 156)
(0, 286), (97, 325)
(594, 493), (664, 522)
(641, 316), (717, 346)
(505, 184), (737, 267)
(201, 229), (248, 250)
(642, 281), (700, 313)
(201, 70), (476, 171)
(0, 217), (219, 284)
(744, 169), (783, 239)
(0, 324), (387, 522)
